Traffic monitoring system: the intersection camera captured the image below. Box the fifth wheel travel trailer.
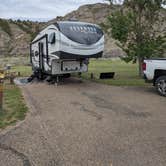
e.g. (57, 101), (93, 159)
(30, 21), (104, 81)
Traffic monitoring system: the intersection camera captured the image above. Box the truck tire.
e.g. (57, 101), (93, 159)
(155, 76), (166, 97)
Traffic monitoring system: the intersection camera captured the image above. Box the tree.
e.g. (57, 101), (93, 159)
(107, 0), (166, 76)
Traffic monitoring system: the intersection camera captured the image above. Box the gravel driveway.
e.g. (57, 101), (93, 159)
(0, 78), (166, 166)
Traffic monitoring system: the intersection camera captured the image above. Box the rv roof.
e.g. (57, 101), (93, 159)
(55, 21), (98, 27)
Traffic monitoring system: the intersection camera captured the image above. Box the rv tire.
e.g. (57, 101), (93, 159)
(38, 71), (44, 80)
(34, 70), (44, 80)
(63, 74), (71, 78)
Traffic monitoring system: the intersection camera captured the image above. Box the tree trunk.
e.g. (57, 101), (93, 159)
(138, 57), (144, 77)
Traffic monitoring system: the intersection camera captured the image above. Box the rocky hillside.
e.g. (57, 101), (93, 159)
(48, 3), (124, 57)
(48, 3), (166, 57)
(0, 3), (165, 58)
(0, 19), (42, 57)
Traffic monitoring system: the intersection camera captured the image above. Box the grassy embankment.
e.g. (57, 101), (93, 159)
(0, 84), (28, 128)
(0, 57), (30, 129)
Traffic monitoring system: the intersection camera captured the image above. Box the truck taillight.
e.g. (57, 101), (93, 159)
(142, 62), (146, 71)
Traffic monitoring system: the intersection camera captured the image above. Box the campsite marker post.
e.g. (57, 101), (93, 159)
(0, 70), (4, 112)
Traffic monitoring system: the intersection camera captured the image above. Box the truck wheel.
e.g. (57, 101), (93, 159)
(155, 76), (166, 97)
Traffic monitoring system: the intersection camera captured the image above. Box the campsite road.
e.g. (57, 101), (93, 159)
(0, 78), (166, 166)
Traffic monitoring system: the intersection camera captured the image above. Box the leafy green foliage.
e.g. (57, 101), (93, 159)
(108, 11), (132, 43)
(0, 19), (12, 36)
(107, 0), (166, 75)
(122, 36), (165, 63)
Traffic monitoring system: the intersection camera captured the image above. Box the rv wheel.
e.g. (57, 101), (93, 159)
(34, 70), (43, 80)
(63, 74), (71, 78)
(38, 71), (44, 80)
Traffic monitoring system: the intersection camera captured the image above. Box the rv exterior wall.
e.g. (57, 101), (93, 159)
(59, 33), (104, 56)
(30, 21), (104, 76)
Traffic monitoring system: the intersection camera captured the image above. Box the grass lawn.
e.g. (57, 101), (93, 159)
(0, 84), (28, 129)
(0, 59), (30, 129)
(81, 59), (147, 86)
(12, 65), (32, 77)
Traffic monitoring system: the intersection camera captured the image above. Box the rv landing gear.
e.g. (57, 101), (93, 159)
(29, 72), (72, 85)
(37, 71), (44, 80)
(33, 70), (45, 80)
(27, 74), (35, 82)
(55, 76), (59, 86)
(45, 76), (61, 86)
(49, 74), (71, 85)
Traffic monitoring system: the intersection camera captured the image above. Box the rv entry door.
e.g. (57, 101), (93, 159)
(39, 42), (44, 71)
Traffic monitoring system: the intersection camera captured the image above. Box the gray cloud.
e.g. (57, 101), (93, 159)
(0, 0), (105, 21)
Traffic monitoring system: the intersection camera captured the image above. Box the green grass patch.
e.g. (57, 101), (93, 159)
(81, 59), (147, 86)
(0, 84), (28, 129)
(11, 65), (32, 77)
(7, 59), (146, 86)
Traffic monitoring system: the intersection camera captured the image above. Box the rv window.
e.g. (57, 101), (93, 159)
(58, 22), (103, 45)
(49, 33), (56, 44)
(35, 51), (39, 56)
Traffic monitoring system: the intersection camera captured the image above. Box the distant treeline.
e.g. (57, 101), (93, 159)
(0, 18), (42, 39)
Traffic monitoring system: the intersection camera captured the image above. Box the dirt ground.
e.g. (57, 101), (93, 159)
(0, 78), (166, 166)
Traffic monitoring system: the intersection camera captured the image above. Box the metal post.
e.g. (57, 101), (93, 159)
(10, 74), (14, 84)
(0, 70), (4, 112)
(0, 80), (3, 112)
(90, 73), (94, 79)
(55, 76), (59, 86)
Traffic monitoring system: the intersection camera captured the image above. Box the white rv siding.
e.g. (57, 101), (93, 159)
(59, 33), (104, 56)
(30, 21), (104, 76)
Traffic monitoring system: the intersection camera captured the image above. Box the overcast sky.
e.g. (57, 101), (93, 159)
(0, 0), (107, 21)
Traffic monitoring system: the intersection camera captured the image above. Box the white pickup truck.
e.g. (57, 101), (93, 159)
(143, 58), (166, 96)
